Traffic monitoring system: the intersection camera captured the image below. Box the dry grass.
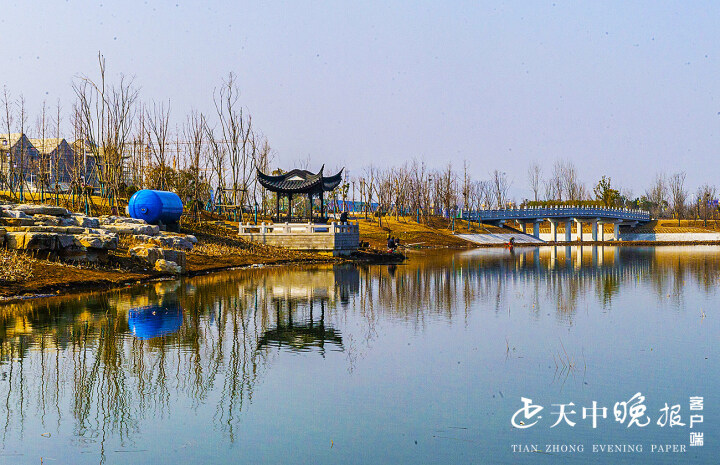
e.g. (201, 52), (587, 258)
(192, 241), (245, 257)
(0, 250), (35, 282)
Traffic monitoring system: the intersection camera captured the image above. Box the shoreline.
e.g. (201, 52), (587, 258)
(0, 248), (405, 304)
(3, 238), (717, 303)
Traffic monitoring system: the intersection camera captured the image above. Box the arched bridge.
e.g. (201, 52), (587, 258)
(461, 206), (651, 242)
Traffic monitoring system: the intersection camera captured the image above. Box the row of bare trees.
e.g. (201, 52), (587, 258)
(1, 54), (275, 218)
(346, 157), (720, 225)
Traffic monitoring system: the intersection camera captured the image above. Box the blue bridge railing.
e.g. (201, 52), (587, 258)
(461, 206), (651, 223)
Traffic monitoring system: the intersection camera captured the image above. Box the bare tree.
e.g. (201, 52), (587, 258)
(461, 160), (471, 210)
(491, 169), (509, 208)
(563, 160), (585, 201)
(16, 94), (28, 201)
(147, 100), (172, 190)
(53, 99), (62, 205)
(35, 100), (50, 202)
(214, 72), (254, 210)
(73, 52), (139, 213)
(645, 173), (668, 218)
(0, 86), (12, 195)
(695, 184), (716, 227)
(184, 110), (207, 220)
(527, 162), (541, 202)
(668, 171), (687, 225)
(205, 124), (225, 208)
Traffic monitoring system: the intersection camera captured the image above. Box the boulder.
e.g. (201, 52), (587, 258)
(162, 249), (186, 271)
(154, 259), (182, 274)
(14, 204), (70, 216)
(76, 234), (118, 250)
(103, 223), (160, 236)
(5, 232), (70, 251)
(0, 228), (5, 246)
(69, 215), (100, 228)
(2, 209), (29, 219)
(129, 245), (164, 267)
(185, 235), (198, 244)
(99, 215), (148, 225)
(149, 235), (194, 250)
(0, 217), (36, 226)
(30, 214), (61, 226)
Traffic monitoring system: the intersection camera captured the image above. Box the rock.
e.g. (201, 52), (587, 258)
(185, 235), (198, 244)
(2, 209), (29, 219)
(31, 214), (61, 226)
(69, 215), (100, 228)
(14, 204), (70, 216)
(148, 235), (193, 250)
(154, 259), (182, 274)
(162, 249), (186, 271)
(99, 215), (148, 225)
(5, 232), (73, 251)
(103, 224), (160, 236)
(76, 234), (118, 250)
(3, 225), (86, 234)
(0, 217), (36, 226)
(129, 245), (164, 266)
(0, 228), (5, 246)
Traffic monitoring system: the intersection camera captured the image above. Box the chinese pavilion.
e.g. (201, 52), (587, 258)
(257, 165), (343, 222)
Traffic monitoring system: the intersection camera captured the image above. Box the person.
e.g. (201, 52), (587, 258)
(340, 211), (348, 224)
(387, 236), (397, 252)
(394, 237), (401, 249)
(508, 237), (515, 248)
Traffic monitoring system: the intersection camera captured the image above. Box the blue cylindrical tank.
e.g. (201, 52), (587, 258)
(127, 189), (183, 224)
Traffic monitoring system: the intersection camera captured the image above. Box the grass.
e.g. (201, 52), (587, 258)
(0, 250), (34, 282)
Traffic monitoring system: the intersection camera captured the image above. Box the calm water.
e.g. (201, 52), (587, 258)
(0, 246), (717, 464)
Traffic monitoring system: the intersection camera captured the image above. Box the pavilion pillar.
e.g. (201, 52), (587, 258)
(288, 193), (293, 222)
(309, 193), (313, 222)
(276, 193), (280, 223)
(320, 191), (324, 217)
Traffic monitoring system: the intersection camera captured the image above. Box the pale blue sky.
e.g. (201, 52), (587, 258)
(2, 1), (719, 198)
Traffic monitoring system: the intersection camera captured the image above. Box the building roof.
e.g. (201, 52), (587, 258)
(28, 138), (65, 155)
(0, 133), (28, 150)
(257, 165), (343, 194)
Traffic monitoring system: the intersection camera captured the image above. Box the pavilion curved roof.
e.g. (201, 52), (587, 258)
(257, 165), (343, 194)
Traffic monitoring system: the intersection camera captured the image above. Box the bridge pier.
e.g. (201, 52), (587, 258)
(549, 221), (558, 242)
(564, 220), (572, 242)
(591, 220), (598, 242)
(614, 222), (620, 241)
(576, 220), (583, 242)
(520, 220), (542, 238)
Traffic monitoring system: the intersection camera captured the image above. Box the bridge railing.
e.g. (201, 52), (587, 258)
(461, 206), (651, 222)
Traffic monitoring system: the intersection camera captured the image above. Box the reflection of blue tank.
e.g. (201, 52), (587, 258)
(127, 189), (183, 224)
(128, 305), (183, 340)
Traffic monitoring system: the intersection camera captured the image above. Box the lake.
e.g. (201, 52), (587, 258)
(0, 245), (716, 464)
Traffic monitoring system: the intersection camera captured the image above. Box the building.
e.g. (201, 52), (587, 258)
(28, 138), (75, 184)
(0, 133), (41, 188)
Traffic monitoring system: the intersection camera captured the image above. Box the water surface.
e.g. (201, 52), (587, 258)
(0, 246), (716, 464)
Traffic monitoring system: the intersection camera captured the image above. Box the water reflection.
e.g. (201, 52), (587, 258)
(129, 304), (183, 340)
(0, 246), (717, 463)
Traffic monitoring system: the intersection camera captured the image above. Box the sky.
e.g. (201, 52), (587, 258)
(2, 0), (719, 200)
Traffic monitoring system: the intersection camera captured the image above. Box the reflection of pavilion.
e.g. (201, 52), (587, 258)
(257, 298), (343, 355)
(247, 265), (360, 305)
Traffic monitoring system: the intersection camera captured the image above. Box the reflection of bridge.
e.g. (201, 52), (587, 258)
(462, 207), (651, 241)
